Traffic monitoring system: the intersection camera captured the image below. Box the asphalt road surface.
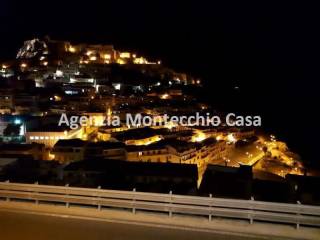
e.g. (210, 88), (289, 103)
(0, 211), (264, 240)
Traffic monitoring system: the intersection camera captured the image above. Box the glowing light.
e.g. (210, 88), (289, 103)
(133, 57), (147, 64)
(227, 133), (236, 143)
(160, 93), (169, 99)
(68, 46), (76, 53)
(120, 52), (131, 58)
(192, 131), (206, 142)
(42, 61), (48, 66)
(103, 54), (111, 59)
(117, 59), (126, 65)
(86, 50), (93, 56)
(55, 70), (63, 77)
(165, 121), (177, 129)
(14, 118), (22, 125)
(216, 135), (223, 141)
(54, 95), (61, 101)
(49, 153), (55, 160)
(89, 56), (97, 61)
(107, 107), (112, 116)
(2, 64), (8, 69)
(114, 83), (121, 90)
(157, 60), (161, 64)
(20, 63), (27, 68)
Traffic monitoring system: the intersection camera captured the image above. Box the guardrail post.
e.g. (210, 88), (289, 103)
(132, 188), (136, 214)
(249, 196), (254, 224)
(296, 201), (301, 229)
(209, 194), (212, 221)
(97, 186), (101, 211)
(65, 184), (69, 208)
(169, 190), (173, 218)
(34, 181), (39, 205)
(6, 180), (10, 202)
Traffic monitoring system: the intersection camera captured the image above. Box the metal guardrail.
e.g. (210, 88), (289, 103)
(0, 181), (319, 229)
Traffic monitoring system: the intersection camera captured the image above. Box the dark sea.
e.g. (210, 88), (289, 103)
(200, 79), (319, 169)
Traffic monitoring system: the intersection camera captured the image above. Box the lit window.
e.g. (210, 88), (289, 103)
(55, 136), (60, 140)
(30, 136), (34, 140)
(103, 54), (111, 59)
(120, 52), (131, 58)
(40, 136), (44, 140)
(45, 136), (49, 140)
(35, 136), (39, 140)
(50, 136), (54, 140)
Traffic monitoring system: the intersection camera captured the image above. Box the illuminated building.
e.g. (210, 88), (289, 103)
(26, 126), (83, 148)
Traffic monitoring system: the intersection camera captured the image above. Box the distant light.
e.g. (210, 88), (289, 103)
(133, 57), (146, 64)
(216, 135), (223, 141)
(19, 125), (24, 136)
(103, 54), (111, 59)
(14, 118), (22, 125)
(1, 64), (8, 69)
(227, 133), (236, 143)
(193, 131), (206, 142)
(54, 95), (61, 101)
(89, 56), (97, 61)
(157, 60), (161, 64)
(86, 50), (93, 56)
(120, 52), (131, 58)
(65, 90), (77, 95)
(114, 83), (121, 90)
(42, 61), (48, 66)
(20, 63), (27, 68)
(55, 70), (63, 77)
(117, 59), (126, 65)
(68, 46), (76, 53)
(160, 93), (169, 99)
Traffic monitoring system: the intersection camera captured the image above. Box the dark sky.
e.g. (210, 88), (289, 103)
(1, 0), (320, 161)
(1, 1), (319, 77)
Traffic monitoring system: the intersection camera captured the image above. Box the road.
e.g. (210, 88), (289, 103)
(0, 211), (263, 240)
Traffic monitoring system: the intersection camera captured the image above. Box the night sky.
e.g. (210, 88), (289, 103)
(1, 1), (319, 162)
